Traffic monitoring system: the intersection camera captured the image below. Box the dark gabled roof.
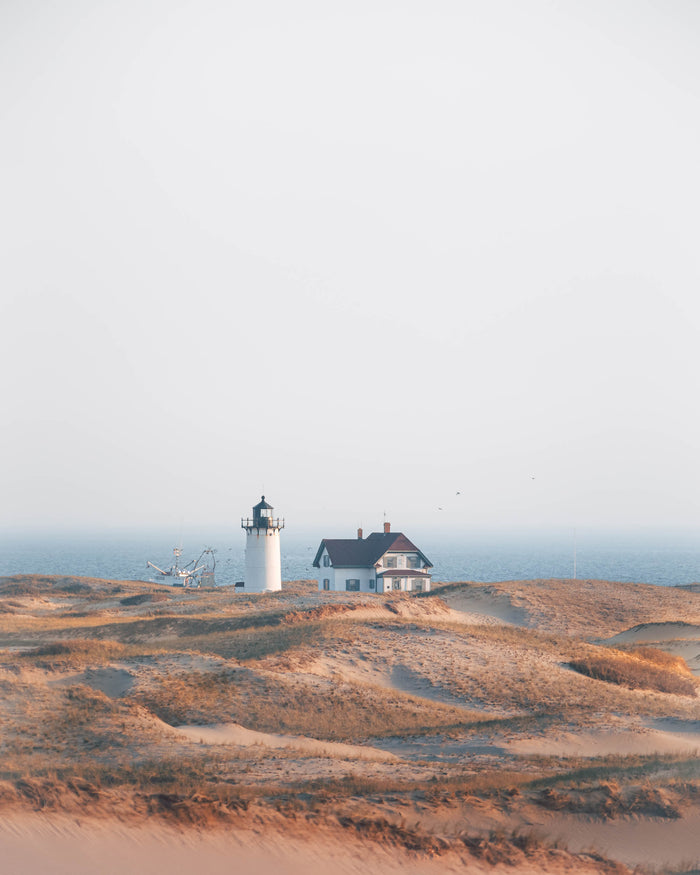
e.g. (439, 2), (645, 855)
(312, 537), (383, 568)
(365, 532), (420, 552)
(312, 532), (433, 569)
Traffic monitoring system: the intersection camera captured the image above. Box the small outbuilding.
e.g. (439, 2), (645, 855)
(312, 523), (433, 593)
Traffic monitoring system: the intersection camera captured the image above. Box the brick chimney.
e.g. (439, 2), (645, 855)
(384, 521), (391, 534)
(357, 527), (363, 539)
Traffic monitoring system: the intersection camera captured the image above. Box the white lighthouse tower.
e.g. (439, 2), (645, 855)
(241, 496), (284, 592)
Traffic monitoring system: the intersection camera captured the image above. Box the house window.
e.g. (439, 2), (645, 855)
(323, 555), (330, 567)
(369, 579), (375, 589)
(345, 579), (360, 592)
(392, 579), (402, 590)
(323, 579), (330, 590)
(407, 555), (420, 569)
(384, 556), (397, 568)
(412, 580), (423, 592)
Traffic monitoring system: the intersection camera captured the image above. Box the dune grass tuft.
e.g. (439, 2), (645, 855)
(19, 639), (128, 668)
(568, 647), (697, 697)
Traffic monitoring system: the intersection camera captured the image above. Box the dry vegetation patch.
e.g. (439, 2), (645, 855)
(0, 575), (129, 600)
(120, 593), (171, 606)
(568, 647), (697, 697)
(337, 815), (449, 855)
(18, 638), (129, 669)
(536, 779), (682, 819)
(132, 667), (483, 741)
(430, 579), (700, 639)
(177, 618), (347, 661)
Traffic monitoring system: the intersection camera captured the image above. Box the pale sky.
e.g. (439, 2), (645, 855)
(2, 1), (700, 537)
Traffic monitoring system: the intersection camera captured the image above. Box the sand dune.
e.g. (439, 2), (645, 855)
(532, 811), (700, 869)
(439, 578), (700, 638)
(440, 588), (528, 626)
(507, 726), (700, 757)
(0, 811), (635, 875)
(0, 812), (457, 875)
(605, 621), (700, 675)
(3, 574), (700, 873)
(173, 721), (399, 761)
(608, 621), (700, 644)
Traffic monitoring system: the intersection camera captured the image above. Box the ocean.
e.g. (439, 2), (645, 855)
(2, 528), (700, 589)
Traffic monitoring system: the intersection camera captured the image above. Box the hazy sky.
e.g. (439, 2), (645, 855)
(2, 1), (700, 537)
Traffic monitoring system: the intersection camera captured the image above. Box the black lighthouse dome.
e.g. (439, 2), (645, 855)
(241, 496), (284, 531)
(253, 495), (273, 527)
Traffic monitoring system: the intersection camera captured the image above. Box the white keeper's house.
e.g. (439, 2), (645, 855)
(312, 523), (433, 593)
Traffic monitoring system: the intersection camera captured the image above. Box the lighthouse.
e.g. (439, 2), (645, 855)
(241, 496), (284, 592)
